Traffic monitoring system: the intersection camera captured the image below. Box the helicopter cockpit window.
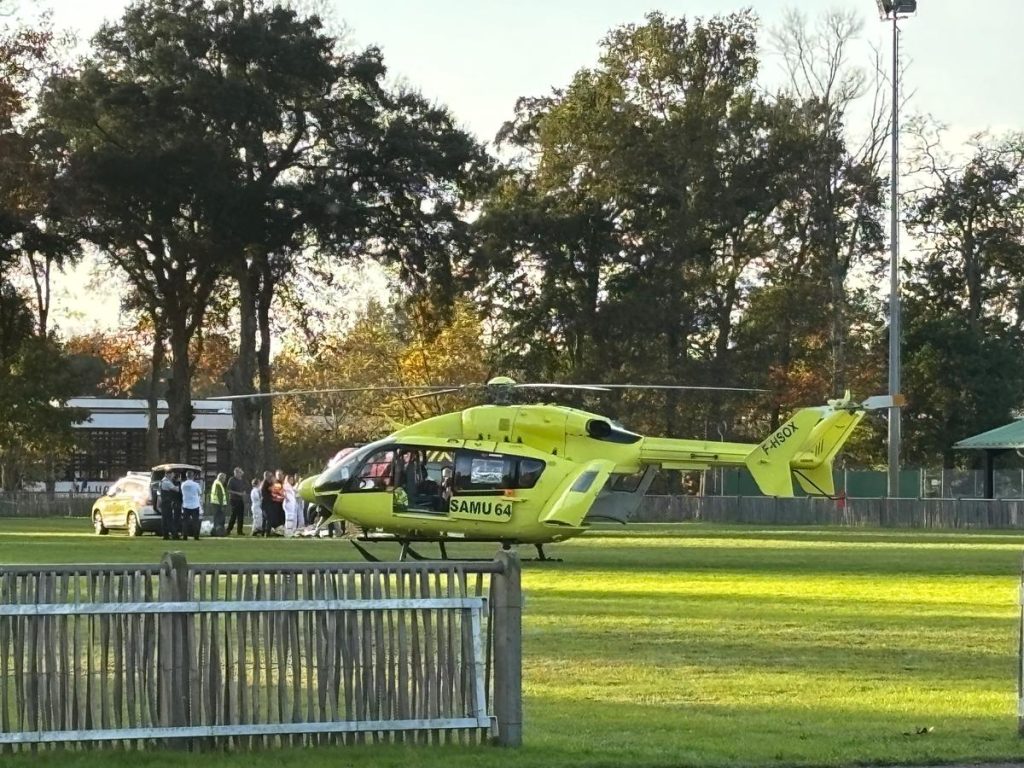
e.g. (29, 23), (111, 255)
(350, 447), (395, 491)
(315, 439), (392, 492)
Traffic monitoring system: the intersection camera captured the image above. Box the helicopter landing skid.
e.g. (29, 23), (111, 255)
(349, 539), (383, 562)
(349, 536), (557, 563)
(349, 537), (488, 563)
(528, 544), (561, 563)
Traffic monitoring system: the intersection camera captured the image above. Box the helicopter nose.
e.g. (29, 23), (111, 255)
(297, 475), (318, 504)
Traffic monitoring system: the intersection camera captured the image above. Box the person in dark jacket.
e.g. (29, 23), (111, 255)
(159, 470), (177, 540)
(260, 470), (277, 535)
(226, 467), (247, 536)
(170, 472), (183, 536)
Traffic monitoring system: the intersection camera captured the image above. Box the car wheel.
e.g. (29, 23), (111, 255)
(127, 511), (140, 537)
(93, 511), (108, 536)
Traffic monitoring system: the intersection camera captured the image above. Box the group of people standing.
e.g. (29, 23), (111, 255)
(158, 468), (205, 540)
(247, 469), (309, 537)
(208, 468), (249, 536)
(160, 467), (325, 539)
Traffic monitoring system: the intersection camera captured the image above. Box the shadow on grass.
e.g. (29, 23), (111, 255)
(4, 699), (1022, 768)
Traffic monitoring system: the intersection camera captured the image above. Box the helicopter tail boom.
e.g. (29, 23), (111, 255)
(638, 397), (869, 497)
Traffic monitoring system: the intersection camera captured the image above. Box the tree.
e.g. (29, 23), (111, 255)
(64, 327), (152, 397)
(476, 175), (620, 382)
(770, 8), (888, 396)
(0, 10), (78, 336)
(42, 0), (488, 470)
(272, 299), (489, 472)
(901, 297), (1024, 466)
(0, 281), (83, 489)
(478, 11), (825, 440)
(66, 323), (235, 399)
(902, 131), (1024, 464)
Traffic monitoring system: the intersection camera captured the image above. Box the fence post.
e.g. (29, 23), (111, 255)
(1019, 553), (1024, 736)
(492, 549), (522, 747)
(158, 551), (190, 748)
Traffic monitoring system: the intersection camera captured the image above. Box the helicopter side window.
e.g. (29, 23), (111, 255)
(609, 472), (644, 492)
(454, 451), (546, 493)
(455, 451), (511, 493)
(517, 458), (545, 489)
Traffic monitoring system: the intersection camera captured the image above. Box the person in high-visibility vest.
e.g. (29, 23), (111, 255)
(210, 472), (228, 536)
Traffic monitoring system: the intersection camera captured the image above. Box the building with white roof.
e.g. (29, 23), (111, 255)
(60, 398), (232, 492)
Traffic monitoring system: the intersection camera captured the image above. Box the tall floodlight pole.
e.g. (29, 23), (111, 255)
(876, 0), (915, 497)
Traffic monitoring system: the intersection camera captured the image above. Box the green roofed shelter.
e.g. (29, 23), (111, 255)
(954, 420), (1024, 498)
(954, 420), (1024, 450)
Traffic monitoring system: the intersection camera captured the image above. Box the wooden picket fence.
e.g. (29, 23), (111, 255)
(0, 552), (522, 751)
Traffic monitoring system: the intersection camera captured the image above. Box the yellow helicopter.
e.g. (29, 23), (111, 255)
(219, 377), (891, 560)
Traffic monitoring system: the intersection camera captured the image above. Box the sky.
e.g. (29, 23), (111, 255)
(44, 0), (1024, 146)
(27, 0), (1024, 333)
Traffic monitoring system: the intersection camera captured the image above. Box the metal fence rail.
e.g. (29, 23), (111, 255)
(0, 553), (523, 751)
(0, 492), (94, 518)
(638, 495), (1024, 529)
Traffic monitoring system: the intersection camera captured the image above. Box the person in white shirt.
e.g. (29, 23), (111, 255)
(249, 478), (264, 536)
(180, 471), (202, 541)
(294, 475), (306, 529)
(283, 474), (298, 537)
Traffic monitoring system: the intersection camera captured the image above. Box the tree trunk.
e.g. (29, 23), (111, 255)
(27, 253), (51, 338)
(963, 222), (982, 334)
(230, 264), (262, 475)
(45, 457), (55, 500)
(146, 326), (165, 465)
(162, 317), (194, 463)
(257, 263), (276, 469)
(709, 267), (740, 438)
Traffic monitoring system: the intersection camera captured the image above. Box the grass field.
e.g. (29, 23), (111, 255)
(3, 517), (1024, 768)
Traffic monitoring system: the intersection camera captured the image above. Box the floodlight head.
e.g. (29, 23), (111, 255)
(877, 0), (917, 18)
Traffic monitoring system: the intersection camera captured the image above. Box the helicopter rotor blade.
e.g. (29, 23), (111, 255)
(209, 379), (766, 402)
(566, 384), (769, 393)
(209, 385), (472, 401)
(514, 383), (611, 392)
(399, 387), (469, 401)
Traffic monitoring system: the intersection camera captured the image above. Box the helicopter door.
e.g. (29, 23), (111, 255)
(334, 446), (397, 521)
(540, 459), (616, 528)
(393, 447), (454, 515)
(447, 448), (515, 524)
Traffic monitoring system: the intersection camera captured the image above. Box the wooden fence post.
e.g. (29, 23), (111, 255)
(1018, 553), (1024, 736)
(159, 551), (190, 748)
(491, 549), (522, 747)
